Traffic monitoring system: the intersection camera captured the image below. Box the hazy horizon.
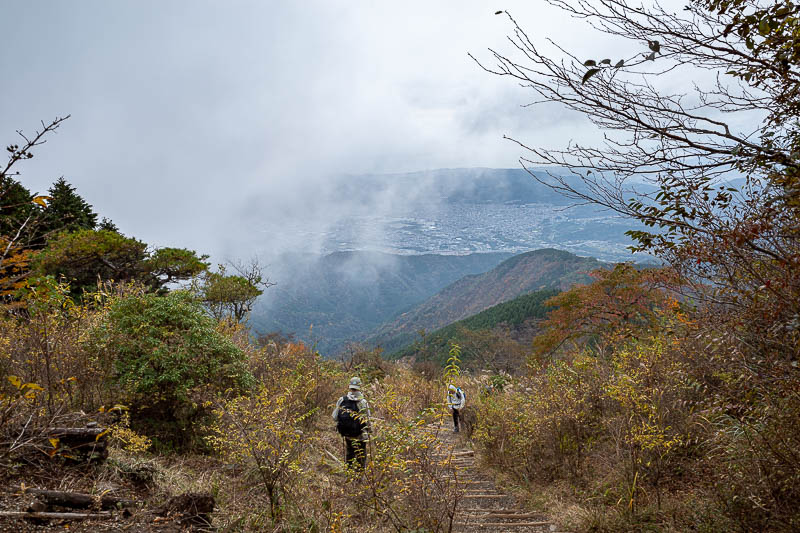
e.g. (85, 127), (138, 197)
(2, 1), (706, 265)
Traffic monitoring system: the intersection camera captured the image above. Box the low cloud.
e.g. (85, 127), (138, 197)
(1, 0), (699, 265)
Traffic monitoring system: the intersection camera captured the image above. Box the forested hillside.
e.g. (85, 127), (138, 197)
(249, 251), (511, 354)
(368, 248), (599, 352)
(390, 288), (557, 369)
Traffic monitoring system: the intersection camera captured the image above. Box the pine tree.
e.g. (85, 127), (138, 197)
(98, 217), (119, 233)
(0, 175), (35, 238)
(40, 177), (97, 237)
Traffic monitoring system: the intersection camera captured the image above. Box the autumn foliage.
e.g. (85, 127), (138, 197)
(471, 261), (800, 531)
(5, 0), (800, 526)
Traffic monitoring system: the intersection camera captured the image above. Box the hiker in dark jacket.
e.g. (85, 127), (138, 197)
(332, 376), (371, 469)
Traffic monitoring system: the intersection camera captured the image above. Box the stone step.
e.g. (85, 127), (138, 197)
(430, 426), (557, 532)
(460, 512), (547, 520)
(433, 450), (474, 458)
(459, 508), (514, 512)
(453, 520), (551, 527)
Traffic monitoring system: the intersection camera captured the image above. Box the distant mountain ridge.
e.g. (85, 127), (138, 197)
(331, 168), (587, 207)
(249, 167), (650, 355)
(250, 251), (512, 354)
(367, 249), (602, 352)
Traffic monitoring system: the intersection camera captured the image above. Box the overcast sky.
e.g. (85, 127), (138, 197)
(2, 1), (676, 260)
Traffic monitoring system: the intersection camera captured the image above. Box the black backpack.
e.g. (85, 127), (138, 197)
(336, 396), (366, 438)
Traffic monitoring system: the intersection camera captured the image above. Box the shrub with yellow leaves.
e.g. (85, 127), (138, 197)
(473, 327), (699, 524)
(99, 406), (152, 454)
(603, 336), (691, 512)
(474, 352), (605, 481)
(206, 372), (316, 521)
(1, 277), (136, 416)
(1, 374), (58, 464)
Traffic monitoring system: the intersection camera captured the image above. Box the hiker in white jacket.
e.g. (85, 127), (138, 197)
(447, 384), (466, 433)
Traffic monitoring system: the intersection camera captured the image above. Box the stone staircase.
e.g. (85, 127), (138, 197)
(426, 425), (564, 533)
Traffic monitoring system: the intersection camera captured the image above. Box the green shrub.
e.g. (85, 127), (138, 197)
(91, 290), (253, 448)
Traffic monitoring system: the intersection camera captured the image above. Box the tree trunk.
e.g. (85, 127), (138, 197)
(23, 488), (135, 510)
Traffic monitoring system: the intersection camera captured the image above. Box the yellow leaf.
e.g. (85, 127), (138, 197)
(49, 438), (59, 448)
(32, 195), (52, 207)
(95, 429), (110, 441)
(7, 375), (21, 389)
(22, 383), (44, 392)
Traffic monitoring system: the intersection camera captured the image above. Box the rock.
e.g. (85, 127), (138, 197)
(156, 492), (215, 528)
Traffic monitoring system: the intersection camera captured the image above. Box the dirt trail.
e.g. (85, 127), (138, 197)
(428, 425), (563, 533)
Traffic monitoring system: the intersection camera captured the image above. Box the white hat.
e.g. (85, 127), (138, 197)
(349, 376), (362, 390)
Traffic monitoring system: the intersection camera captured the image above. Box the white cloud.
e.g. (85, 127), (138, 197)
(0, 0), (738, 261)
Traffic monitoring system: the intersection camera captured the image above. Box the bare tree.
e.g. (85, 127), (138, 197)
(473, 3), (800, 527)
(1, 116), (70, 299)
(472, 1), (799, 348)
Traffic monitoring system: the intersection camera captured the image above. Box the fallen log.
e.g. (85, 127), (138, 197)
(47, 427), (106, 438)
(0, 511), (111, 520)
(45, 426), (108, 462)
(24, 488), (135, 510)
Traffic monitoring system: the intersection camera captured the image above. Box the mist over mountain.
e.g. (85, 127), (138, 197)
(251, 168), (648, 260)
(330, 167), (580, 207)
(249, 251), (512, 354)
(251, 168), (644, 354)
